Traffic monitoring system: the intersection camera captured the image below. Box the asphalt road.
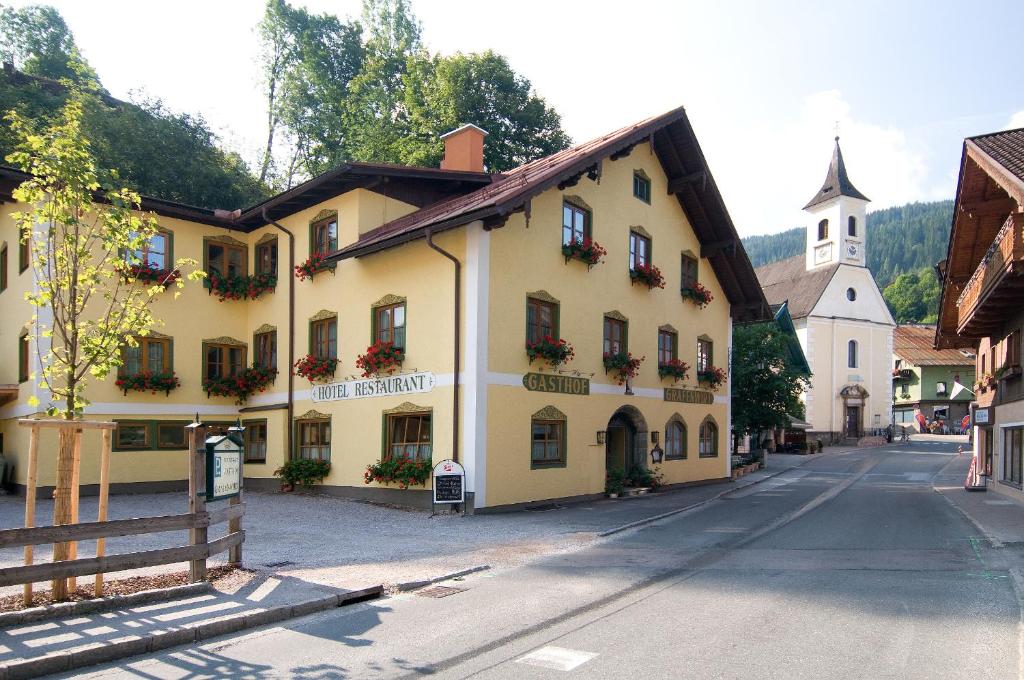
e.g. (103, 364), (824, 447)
(75, 441), (1020, 679)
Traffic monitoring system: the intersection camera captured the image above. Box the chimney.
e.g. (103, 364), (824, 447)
(440, 124), (488, 173)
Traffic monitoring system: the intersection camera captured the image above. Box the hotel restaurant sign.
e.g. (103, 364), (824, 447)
(312, 371), (436, 403)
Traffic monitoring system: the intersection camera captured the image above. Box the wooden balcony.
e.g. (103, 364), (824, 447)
(957, 213), (1024, 337)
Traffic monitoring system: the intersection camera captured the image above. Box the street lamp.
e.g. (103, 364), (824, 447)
(650, 445), (664, 465)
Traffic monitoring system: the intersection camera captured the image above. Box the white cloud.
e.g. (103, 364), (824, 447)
(1006, 110), (1024, 130)
(711, 90), (941, 237)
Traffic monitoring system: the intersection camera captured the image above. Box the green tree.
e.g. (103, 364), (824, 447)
(0, 4), (96, 83)
(731, 322), (812, 453)
(402, 51), (571, 172)
(882, 268), (941, 323)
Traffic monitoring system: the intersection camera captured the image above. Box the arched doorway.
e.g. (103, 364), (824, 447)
(840, 384), (869, 438)
(605, 405), (648, 475)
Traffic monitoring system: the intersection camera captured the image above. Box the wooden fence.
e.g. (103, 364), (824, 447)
(1, 419), (244, 605)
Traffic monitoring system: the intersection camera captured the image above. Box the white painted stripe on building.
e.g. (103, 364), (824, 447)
(463, 222), (489, 506)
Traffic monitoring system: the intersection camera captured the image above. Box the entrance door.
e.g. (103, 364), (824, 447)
(983, 429), (993, 476)
(605, 415), (637, 474)
(845, 406), (860, 438)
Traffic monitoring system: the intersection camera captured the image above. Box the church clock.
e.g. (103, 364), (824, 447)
(846, 243), (859, 259)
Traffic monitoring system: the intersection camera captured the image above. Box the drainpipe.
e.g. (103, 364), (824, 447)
(262, 208), (296, 461)
(426, 228), (460, 464)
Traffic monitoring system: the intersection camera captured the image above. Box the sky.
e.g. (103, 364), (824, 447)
(7, 0), (1024, 236)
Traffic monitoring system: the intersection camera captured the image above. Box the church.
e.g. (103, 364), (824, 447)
(756, 138), (895, 442)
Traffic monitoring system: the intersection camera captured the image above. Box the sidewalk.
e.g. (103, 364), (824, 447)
(933, 455), (1024, 547)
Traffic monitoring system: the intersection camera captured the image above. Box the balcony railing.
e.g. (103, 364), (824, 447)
(957, 213), (1024, 336)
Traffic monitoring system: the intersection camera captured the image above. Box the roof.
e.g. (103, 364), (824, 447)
(935, 127), (1024, 349)
(895, 325), (974, 366)
(755, 254), (839, 319)
(803, 137), (870, 210)
(328, 106), (771, 322)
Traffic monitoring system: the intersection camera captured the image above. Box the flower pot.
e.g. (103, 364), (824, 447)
(280, 483), (294, 493)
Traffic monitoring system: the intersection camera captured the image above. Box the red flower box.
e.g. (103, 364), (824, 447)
(294, 354), (338, 382)
(526, 336), (575, 369)
(681, 282), (713, 308)
(115, 371), (180, 396)
(209, 271), (276, 301)
(295, 252), (333, 281)
(630, 264), (665, 289)
(603, 351), (644, 384)
(658, 359), (689, 381)
(124, 263), (180, 288)
(562, 238), (607, 268)
(698, 366), (727, 390)
(355, 341), (404, 378)
(202, 365), (277, 404)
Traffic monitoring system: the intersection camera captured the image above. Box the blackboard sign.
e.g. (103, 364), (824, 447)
(432, 459), (465, 504)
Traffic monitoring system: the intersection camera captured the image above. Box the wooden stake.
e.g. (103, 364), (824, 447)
(187, 423), (207, 583)
(228, 493), (242, 565)
(22, 426), (39, 607)
(68, 428), (82, 592)
(94, 428), (112, 596)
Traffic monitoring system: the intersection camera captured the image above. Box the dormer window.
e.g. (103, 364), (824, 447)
(817, 219), (829, 241)
(848, 216), (857, 237)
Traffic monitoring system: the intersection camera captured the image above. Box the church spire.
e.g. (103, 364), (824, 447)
(803, 137), (870, 210)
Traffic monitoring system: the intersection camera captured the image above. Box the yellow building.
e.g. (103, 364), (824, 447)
(0, 107), (768, 511)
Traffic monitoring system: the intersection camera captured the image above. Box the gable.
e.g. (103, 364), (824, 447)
(756, 254), (838, 319)
(811, 265), (895, 325)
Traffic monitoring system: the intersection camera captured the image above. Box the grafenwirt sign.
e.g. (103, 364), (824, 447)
(663, 388), (714, 404)
(311, 372), (436, 403)
(522, 373), (590, 395)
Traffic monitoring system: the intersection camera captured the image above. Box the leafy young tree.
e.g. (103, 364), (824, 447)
(731, 322), (812, 453)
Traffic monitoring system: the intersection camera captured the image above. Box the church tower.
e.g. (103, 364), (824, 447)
(803, 137), (870, 271)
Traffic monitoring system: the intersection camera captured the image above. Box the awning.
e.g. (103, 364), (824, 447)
(786, 414), (812, 430)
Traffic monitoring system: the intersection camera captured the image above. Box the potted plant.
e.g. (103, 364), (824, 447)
(115, 371), (180, 396)
(605, 467), (626, 497)
(526, 336), (575, 369)
(202, 364), (277, 404)
(294, 252), (332, 281)
(275, 458), (331, 492)
(124, 263), (181, 288)
(629, 263), (666, 289)
(562, 237), (607, 269)
(355, 341), (404, 378)
(208, 271), (277, 301)
(294, 354), (338, 382)
(697, 365), (727, 390)
(657, 358), (689, 382)
(603, 351), (644, 385)
(680, 282), (713, 308)
(364, 456), (433, 489)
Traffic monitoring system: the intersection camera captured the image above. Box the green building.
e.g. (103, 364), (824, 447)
(892, 325), (975, 432)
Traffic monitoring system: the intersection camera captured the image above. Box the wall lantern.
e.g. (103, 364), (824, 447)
(651, 431), (660, 445)
(596, 430), (606, 445)
(650, 446), (665, 465)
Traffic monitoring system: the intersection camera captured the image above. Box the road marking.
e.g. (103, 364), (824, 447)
(516, 646), (597, 671)
(985, 500), (1014, 506)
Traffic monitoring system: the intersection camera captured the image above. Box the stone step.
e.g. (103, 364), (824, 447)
(621, 487), (651, 497)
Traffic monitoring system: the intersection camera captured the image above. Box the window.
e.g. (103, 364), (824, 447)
(386, 412), (432, 460)
(1, 244), (7, 292)
(531, 419), (565, 467)
(527, 297), (557, 345)
(900, 383), (910, 398)
(847, 340), (858, 369)
(848, 216), (857, 237)
(310, 317), (338, 360)
(206, 241), (246, 279)
(846, 288), (856, 301)
(156, 422), (187, 450)
(18, 332), (29, 383)
(244, 420), (268, 462)
(1004, 427), (1023, 486)
(817, 219), (829, 241)
(297, 419), (330, 461)
(699, 418), (718, 457)
(204, 342), (246, 380)
(254, 330), (277, 371)
(604, 316), (627, 355)
(562, 202), (590, 246)
(375, 302), (407, 349)
(629, 231), (651, 271)
(256, 239), (277, 277)
(311, 215), (338, 255)
(633, 172), (651, 203)
(658, 329), (677, 366)
(129, 230), (170, 269)
(116, 422), (150, 450)
(697, 338), (713, 373)
(1006, 330), (1021, 368)
(665, 418), (687, 460)
(120, 336), (171, 376)
(681, 254), (698, 290)
(18, 236), (29, 273)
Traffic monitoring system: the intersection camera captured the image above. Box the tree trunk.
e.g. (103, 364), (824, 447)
(50, 425), (76, 599)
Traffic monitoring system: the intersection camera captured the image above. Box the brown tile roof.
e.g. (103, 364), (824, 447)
(804, 137), (869, 209)
(327, 106), (771, 322)
(970, 127), (1024, 185)
(894, 325), (974, 366)
(755, 255), (838, 319)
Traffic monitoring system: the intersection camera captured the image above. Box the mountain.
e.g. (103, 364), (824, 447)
(741, 200), (954, 322)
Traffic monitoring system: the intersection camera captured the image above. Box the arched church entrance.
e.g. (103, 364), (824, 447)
(605, 405), (649, 475)
(840, 384), (869, 439)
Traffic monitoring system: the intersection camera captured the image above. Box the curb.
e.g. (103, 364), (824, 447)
(394, 565), (491, 592)
(0, 582), (213, 629)
(0, 584), (384, 680)
(598, 452), (841, 538)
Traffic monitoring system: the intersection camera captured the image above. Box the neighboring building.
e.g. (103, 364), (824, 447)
(892, 324), (974, 431)
(0, 107), (769, 511)
(935, 127), (1024, 491)
(756, 138), (895, 442)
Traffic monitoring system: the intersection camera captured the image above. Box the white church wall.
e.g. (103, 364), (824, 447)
(816, 266), (896, 325)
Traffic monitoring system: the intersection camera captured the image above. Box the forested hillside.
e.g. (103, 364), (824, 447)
(741, 200), (954, 322)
